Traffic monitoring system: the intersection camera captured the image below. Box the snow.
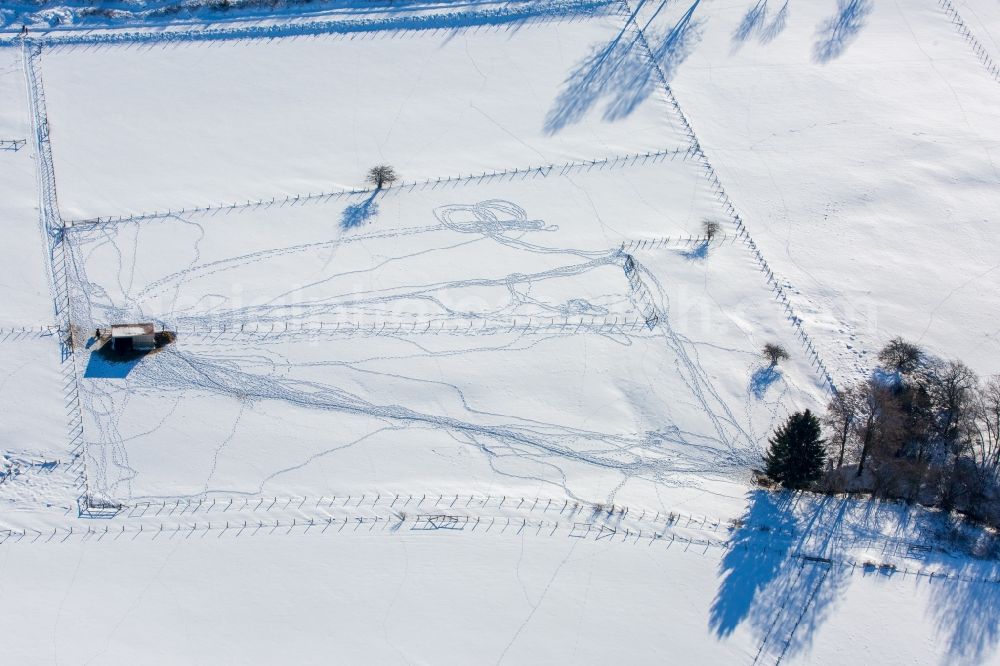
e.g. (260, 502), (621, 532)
(0, 335), (68, 459)
(64, 157), (722, 330)
(642, 0), (1000, 377)
(76, 317), (819, 502)
(953, 0), (1000, 64)
(0, 529), (754, 665)
(62, 156), (824, 505)
(42, 11), (690, 219)
(0, 509), (996, 665)
(0, 47), (55, 326)
(1, 0), (999, 662)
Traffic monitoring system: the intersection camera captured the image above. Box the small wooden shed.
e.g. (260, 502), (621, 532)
(110, 323), (156, 352)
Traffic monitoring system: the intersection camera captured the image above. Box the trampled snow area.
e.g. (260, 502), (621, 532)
(2, 0), (1000, 663)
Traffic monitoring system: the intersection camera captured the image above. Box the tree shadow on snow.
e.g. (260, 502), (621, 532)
(679, 240), (709, 261)
(843, 500), (1000, 663)
(710, 492), (849, 661)
(750, 364), (782, 398)
(710, 492), (799, 638)
(929, 564), (1000, 664)
(920, 515), (1000, 664)
(340, 192), (380, 230)
(813, 0), (872, 63)
(713, 489), (1000, 663)
(732, 0), (788, 49)
(543, 0), (703, 134)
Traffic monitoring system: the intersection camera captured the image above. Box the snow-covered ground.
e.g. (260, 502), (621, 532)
(953, 0), (1000, 64)
(1, 490), (998, 665)
(640, 0), (1000, 377)
(1, 0), (1000, 663)
(0, 47), (56, 326)
(42, 12), (689, 219)
(0, 336), (67, 455)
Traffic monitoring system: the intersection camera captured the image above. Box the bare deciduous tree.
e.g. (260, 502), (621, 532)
(703, 220), (721, 241)
(878, 337), (924, 374)
(762, 343), (789, 367)
(824, 386), (861, 469)
(968, 376), (1000, 477)
(817, 333), (1000, 524)
(854, 379), (904, 477)
(926, 359), (979, 453)
(366, 165), (398, 189)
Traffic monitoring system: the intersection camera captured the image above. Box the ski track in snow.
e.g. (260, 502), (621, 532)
(0, 7), (997, 666)
(5, 3), (830, 520)
(3, 1), (942, 560)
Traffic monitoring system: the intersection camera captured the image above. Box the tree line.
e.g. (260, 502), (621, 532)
(763, 338), (1000, 526)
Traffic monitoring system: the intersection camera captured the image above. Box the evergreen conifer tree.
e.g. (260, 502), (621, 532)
(764, 410), (826, 489)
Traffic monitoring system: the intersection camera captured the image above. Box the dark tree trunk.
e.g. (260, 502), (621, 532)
(856, 411), (876, 477)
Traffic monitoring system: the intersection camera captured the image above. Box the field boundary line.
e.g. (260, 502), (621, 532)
(63, 147), (695, 230)
(0, 0), (614, 48)
(22, 40), (100, 514)
(938, 0), (1000, 84)
(620, 0), (840, 392)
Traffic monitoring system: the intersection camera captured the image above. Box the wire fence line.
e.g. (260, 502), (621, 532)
(138, 315), (654, 341)
(74, 490), (741, 552)
(20, 40), (98, 510)
(939, 0), (1000, 84)
(621, 0), (839, 393)
(2, 511), (996, 585)
(63, 146), (695, 230)
(96, 491), (967, 564)
(0, 514), (732, 554)
(0, 138), (26, 151)
(0, 0), (614, 48)
(0, 325), (59, 341)
(619, 233), (738, 252)
(122, 491), (728, 528)
(620, 252), (661, 329)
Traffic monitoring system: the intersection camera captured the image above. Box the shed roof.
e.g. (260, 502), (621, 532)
(110, 323), (155, 337)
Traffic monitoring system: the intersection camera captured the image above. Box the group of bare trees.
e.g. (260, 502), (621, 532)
(819, 338), (1000, 525)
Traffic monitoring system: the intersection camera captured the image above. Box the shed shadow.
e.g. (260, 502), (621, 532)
(84, 348), (145, 379)
(82, 332), (175, 379)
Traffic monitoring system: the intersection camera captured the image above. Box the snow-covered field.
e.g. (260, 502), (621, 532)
(646, 0), (1000, 377)
(42, 12), (690, 219)
(0, 47), (54, 325)
(1, 0), (1000, 663)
